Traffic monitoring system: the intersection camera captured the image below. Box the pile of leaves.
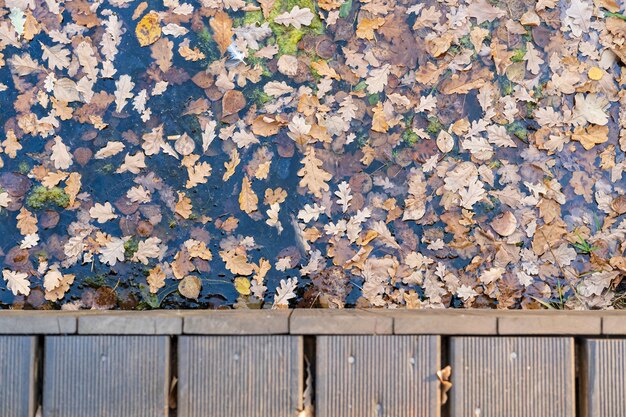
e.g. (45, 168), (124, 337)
(1, 0), (626, 310)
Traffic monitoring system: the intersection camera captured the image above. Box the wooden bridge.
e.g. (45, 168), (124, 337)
(0, 310), (624, 417)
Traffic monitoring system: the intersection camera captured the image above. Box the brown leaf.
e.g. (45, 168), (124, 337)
(239, 176), (258, 214)
(210, 11), (234, 54)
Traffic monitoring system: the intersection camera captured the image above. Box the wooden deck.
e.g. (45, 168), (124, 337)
(0, 310), (624, 417)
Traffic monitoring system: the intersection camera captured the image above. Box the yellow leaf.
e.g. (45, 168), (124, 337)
(136, 12), (161, 47)
(209, 11), (233, 55)
(588, 66), (603, 81)
(239, 176), (258, 214)
(234, 277), (251, 295)
(356, 17), (385, 40)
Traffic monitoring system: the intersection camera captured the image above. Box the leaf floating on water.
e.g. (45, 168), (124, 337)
(209, 11), (234, 54)
(136, 12), (161, 47)
(179, 275), (201, 300)
(274, 6), (314, 30)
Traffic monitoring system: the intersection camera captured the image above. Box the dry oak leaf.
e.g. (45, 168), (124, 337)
(40, 43), (70, 71)
(100, 236), (129, 266)
(221, 248), (255, 275)
(572, 125), (609, 150)
(16, 207), (38, 235)
(365, 64), (390, 94)
(116, 152), (146, 174)
(136, 12), (161, 47)
(371, 102), (389, 133)
(239, 176), (259, 214)
(210, 11), (234, 54)
(298, 147), (332, 198)
(147, 265), (166, 294)
(132, 237), (162, 264)
(3, 270), (30, 296)
(150, 37), (173, 72)
(90, 202), (118, 223)
(51, 136), (73, 170)
(356, 17), (385, 40)
(114, 74), (135, 113)
(310, 60), (341, 80)
(574, 93), (609, 126)
(467, 0), (506, 24)
(175, 191), (192, 219)
(274, 6), (314, 30)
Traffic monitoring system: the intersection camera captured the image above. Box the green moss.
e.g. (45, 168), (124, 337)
(506, 121), (528, 141)
(124, 238), (139, 258)
(26, 186), (70, 210)
(247, 55), (271, 76)
(268, 0), (324, 56)
(197, 27), (221, 62)
(243, 10), (264, 25)
(354, 81), (367, 92)
(250, 88), (273, 105)
(18, 162), (30, 175)
(500, 79), (514, 95)
(100, 163), (115, 173)
(402, 129), (420, 146)
(459, 35), (472, 50)
(426, 116), (444, 135)
(511, 48), (526, 62)
(367, 93), (380, 106)
(339, 0), (352, 18)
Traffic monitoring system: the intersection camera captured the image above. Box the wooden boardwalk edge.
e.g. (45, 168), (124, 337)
(0, 309), (623, 335)
(1, 310), (625, 417)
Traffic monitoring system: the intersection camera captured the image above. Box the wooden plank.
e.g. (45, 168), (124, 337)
(43, 336), (170, 417)
(583, 339), (626, 417)
(316, 335), (440, 417)
(178, 335), (302, 417)
(0, 336), (36, 417)
(450, 337), (574, 417)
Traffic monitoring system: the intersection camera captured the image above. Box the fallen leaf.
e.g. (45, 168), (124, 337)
(136, 12), (161, 46)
